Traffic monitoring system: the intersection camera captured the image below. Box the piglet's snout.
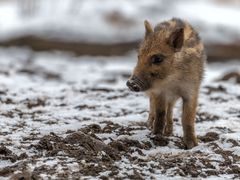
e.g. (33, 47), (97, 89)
(126, 79), (140, 92)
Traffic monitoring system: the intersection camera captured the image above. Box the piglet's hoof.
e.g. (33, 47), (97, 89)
(184, 138), (198, 149)
(150, 134), (168, 146)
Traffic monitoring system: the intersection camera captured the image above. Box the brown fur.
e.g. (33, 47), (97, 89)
(127, 18), (206, 149)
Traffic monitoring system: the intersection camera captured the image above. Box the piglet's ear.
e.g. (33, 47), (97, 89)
(168, 27), (184, 51)
(144, 20), (153, 38)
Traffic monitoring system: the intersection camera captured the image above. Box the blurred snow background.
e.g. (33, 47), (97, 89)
(0, 0), (240, 44)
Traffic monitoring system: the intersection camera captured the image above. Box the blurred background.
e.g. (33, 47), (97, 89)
(0, 0), (240, 61)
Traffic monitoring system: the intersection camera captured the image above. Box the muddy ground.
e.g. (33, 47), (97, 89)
(0, 49), (240, 179)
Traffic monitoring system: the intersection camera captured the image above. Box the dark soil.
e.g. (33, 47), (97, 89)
(219, 71), (240, 84)
(199, 132), (219, 142)
(1, 35), (240, 61)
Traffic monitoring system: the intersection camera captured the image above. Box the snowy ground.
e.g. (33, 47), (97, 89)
(0, 48), (239, 179)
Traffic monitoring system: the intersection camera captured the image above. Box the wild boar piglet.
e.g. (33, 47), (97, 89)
(126, 18), (206, 149)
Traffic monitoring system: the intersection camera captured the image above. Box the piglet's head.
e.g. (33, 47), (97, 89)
(126, 20), (184, 92)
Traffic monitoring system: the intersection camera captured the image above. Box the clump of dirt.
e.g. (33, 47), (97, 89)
(10, 170), (32, 180)
(219, 71), (240, 84)
(211, 126), (234, 133)
(199, 132), (219, 142)
(36, 131), (119, 161)
(87, 88), (114, 93)
(22, 98), (46, 109)
(225, 139), (239, 147)
(210, 96), (228, 102)
(18, 67), (61, 81)
(80, 124), (102, 134)
(0, 146), (17, 162)
(196, 112), (219, 122)
(74, 104), (98, 110)
(150, 135), (169, 146)
(110, 138), (151, 153)
(210, 142), (240, 178)
(0, 145), (27, 163)
(152, 151), (217, 178)
(31, 164), (62, 179)
(80, 121), (121, 135)
(170, 136), (186, 149)
(204, 85), (226, 95)
(106, 92), (130, 100)
(0, 97), (14, 104)
(101, 121), (147, 136)
(0, 161), (29, 177)
(101, 121), (125, 133)
(30, 131), (130, 178)
(0, 111), (15, 118)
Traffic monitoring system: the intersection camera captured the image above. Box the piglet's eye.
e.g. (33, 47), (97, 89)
(151, 54), (165, 65)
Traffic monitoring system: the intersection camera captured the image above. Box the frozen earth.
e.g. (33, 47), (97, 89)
(0, 48), (240, 179)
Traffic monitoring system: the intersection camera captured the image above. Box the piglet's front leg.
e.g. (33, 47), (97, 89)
(182, 95), (198, 149)
(152, 95), (167, 135)
(147, 94), (155, 129)
(153, 110), (166, 135)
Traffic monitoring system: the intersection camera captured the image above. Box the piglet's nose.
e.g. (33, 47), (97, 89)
(126, 80), (132, 87)
(132, 85), (140, 92)
(126, 80), (140, 92)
